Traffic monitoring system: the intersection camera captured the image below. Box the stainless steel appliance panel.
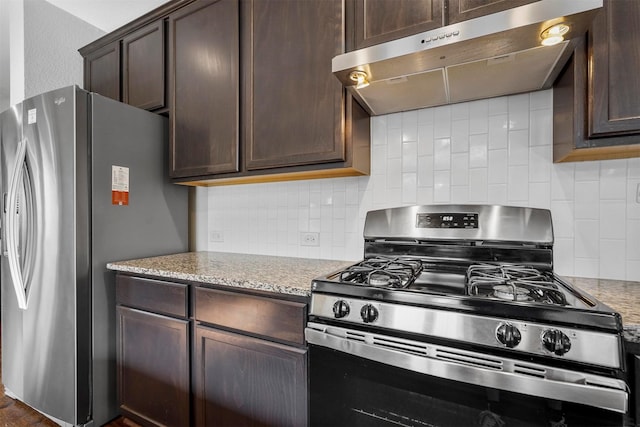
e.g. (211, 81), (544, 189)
(0, 86), (188, 426)
(0, 102), (25, 403)
(89, 93), (188, 424)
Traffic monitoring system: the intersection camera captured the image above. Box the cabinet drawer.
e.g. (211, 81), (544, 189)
(194, 287), (307, 345)
(116, 275), (188, 318)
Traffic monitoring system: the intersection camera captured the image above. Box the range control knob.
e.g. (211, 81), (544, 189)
(496, 323), (522, 348)
(332, 300), (350, 318)
(542, 329), (572, 356)
(360, 304), (379, 323)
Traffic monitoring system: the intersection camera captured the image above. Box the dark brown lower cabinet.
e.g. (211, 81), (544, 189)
(117, 307), (190, 427)
(116, 275), (190, 427)
(193, 325), (308, 427)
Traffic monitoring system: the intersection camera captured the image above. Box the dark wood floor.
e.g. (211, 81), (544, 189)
(0, 327), (140, 426)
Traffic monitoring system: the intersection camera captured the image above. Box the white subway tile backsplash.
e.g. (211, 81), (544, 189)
(575, 161), (600, 182)
(554, 238), (575, 276)
(508, 129), (529, 165)
(387, 127), (402, 159)
(402, 173), (417, 204)
(551, 164), (575, 201)
(469, 168), (489, 202)
(469, 100), (489, 135)
(451, 153), (469, 186)
(197, 90), (639, 281)
(600, 161), (627, 200)
(508, 165), (529, 202)
(402, 141), (418, 173)
(452, 102), (470, 121)
(627, 220), (640, 260)
(528, 145), (551, 183)
(488, 114), (508, 149)
(434, 138), (452, 170)
(599, 239), (627, 280)
(434, 171), (451, 203)
(469, 134), (488, 168)
(551, 201), (575, 239)
(417, 156), (434, 187)
(418, 125), (435, 156)
(529, 108), (552, 146)
(488, 184), (507, 205)
(401, 110), (418, 141)
(628, 261), (640, 280)
(489, 96), (508, 116)
(508, 94), (529, 130)
(599, 201), (627, 239)
(574, 219), (599, 258)
(434, 105), (452, 138)
(528, 182), (550, 209)
(451, 120), (470, 153)
(530, 89), (552, 110)
(488, 149), (508, 184)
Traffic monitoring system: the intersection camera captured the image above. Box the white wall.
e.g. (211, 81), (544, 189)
(1, 0), (105, 106)
(196, 89), (640, 282)
(24, 0), (105, 98)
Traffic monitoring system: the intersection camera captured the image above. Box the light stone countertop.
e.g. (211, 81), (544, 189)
(561, 276), (640, 344)
(107, 252), (640, 342)
(106, 251), (353, 297)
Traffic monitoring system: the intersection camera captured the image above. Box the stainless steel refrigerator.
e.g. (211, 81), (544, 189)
(0, 86), (188, 426)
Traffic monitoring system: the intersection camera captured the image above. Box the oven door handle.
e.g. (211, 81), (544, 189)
(305, 323), (629, 414)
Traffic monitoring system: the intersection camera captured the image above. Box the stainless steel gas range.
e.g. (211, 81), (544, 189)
(306, 205), (628, 427)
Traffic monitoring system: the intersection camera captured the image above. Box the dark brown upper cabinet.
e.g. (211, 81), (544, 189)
(448, 0), (540, 24)
(553, 0), (640, 162)
(168, 0), (240, 178)
(243, 0), (347, 170)
(83, 41), (121, 102)
(122, 20), (166, 111)
(588, 0), (640, 138)
(351, 0), (445, 50)
(80, 0), (370, 186)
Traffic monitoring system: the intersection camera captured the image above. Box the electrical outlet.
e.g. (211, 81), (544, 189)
(636, 183), (640, 204)
(209, 230), (224, 243)
(300, 232), (319, 246)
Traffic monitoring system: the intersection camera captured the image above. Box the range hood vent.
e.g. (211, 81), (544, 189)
(333, 0), (602, 116)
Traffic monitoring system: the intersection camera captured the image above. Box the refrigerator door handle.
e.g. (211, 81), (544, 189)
(7, 138), (29, 309)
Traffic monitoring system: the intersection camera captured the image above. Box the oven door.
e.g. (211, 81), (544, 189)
(306, 322), (628, 427)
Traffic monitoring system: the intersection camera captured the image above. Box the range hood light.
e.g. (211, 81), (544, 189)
(540, 23), (570, 46)
(349, 70), (370, 89)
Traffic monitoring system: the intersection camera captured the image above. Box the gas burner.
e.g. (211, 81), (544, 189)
(338, 257), (422, 288)
(467, 264), (568, 305)
(493, 284), (531, 301)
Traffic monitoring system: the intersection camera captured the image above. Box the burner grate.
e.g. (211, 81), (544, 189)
(466, 264), (568, 305)
(339, 257), (423, 288)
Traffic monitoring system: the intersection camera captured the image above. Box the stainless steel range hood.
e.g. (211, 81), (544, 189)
(333, 0), (602, 116)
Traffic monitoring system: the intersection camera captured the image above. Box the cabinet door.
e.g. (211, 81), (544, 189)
(448, 0), (540, 24)
(83, 41), (120, 101)
(193, 325), (308, 427)
(122, 20), (165, 111)
(169, 0), (239, 178)
(243, 0), (346, 171)
(589, 0), (640, 137)
(117, 306), (190, 427)
(352, 0), (445, 50)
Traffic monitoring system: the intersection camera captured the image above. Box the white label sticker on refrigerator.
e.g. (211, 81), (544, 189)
(111, 165), (129, 206)
(28, 108), (36, 124)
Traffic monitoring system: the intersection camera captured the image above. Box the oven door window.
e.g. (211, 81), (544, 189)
(310, 345), (625, 427)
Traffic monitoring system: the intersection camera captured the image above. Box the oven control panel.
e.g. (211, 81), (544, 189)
(309, 293), (622, 369)
(416, 212), (478, 229)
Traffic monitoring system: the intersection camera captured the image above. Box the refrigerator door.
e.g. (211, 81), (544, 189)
(0, 102), (26, 402)
(89, 92), (188, 426)
(7, 86), (91, 425)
